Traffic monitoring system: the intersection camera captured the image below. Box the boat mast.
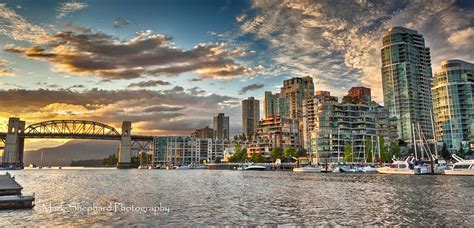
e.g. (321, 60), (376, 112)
(377, 135), (381, 166)
(412, 122), (418, 161)
(337, 127), (340, 163)
(430, 110), (438, 159)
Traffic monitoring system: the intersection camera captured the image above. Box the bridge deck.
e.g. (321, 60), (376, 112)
(0, 132), (153, 141)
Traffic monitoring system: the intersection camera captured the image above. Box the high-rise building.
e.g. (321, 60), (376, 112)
(242, 97), (260, 137)
(264, 91), (279, 118)
(191, 126), (214, 139)
(279, 76), (314, 119)
(381, 27), (434, 143)
(213, 113), (229, 141)
(432, 60), (474, 152)
(342, 87), (371, 104)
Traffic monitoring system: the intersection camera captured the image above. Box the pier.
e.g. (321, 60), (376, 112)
(0, 173), (35, 209)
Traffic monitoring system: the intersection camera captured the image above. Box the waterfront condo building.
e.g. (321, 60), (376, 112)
(432, 60), (474, 152)
(154, 136), (228, 165)
(279, 76), (314, 119)
(264, 91), (280, 118)
(381, 27), (434, 143)
(247, 116), (300, 159)
(242, 97), (260, 138)
(213, 113), (230, 141)
(303, 90), (394, 163)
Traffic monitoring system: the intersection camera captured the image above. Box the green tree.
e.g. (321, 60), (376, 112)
(379, 136), (390, 162)
(270, 147), (284, 162)
(284, 146), (297, 159)
(228, 145), (248, 162)
(441, 143), (450, 160)
(389, 141), (401, 159)
(296, 148), (307, 158)
(343, 143), (353, 163)
(249, 153), (264, 163)
(364, 137), (373, 163)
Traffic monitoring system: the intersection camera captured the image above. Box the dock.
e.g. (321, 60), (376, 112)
(0, 172), (35, 209)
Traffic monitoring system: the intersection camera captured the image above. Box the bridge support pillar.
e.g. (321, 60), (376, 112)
(117, 121), (132, 169)
(2, 118), (25, 169)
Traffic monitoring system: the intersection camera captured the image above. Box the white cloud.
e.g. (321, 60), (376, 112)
(0, 4), (51, 44)
(56, 1), (88, 19)
(448, 27), (474, 47)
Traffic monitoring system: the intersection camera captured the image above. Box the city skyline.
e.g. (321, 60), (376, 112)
(0, 0), (473, 150)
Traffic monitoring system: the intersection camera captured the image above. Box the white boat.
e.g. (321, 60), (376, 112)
(240, 162), (266, 171)
(377, 158), (416, 175)
(444, 154), (474, 176)
(359, 166), (377, 173)
(176, 165), (191, 170)
(293, 165), (322, 173)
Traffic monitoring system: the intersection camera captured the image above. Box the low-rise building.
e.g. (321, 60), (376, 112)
(154, 136), (228, 166)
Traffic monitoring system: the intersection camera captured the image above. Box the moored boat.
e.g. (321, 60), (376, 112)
(444, 154), (474, 176)
(293, 165), (322, 173)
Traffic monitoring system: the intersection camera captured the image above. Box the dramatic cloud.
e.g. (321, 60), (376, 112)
(127, 80), (171, 88)
(0, 88), (242, 135)
(56, 1), (88, 18)
(238, 0), (474, 102)
(0, 59), (13, 76)
(5, 27), (256, 80)
(239, 83), (264, 94)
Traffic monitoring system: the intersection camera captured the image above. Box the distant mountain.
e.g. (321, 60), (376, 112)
(24, 140), (119, 166)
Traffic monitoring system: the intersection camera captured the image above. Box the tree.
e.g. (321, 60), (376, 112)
(270, 147), (284, 162)
(364, 137), (373, 163)
(389, 141), (401, 159)
(441, 143), (450, 160)
(296, 148), (307, 158)
(379, 136), (390, 162)
(228, 145), (248, 162)
(284, 146), (297, 159)
(249, 153), (264, 163)
(343, 143), (353, 163)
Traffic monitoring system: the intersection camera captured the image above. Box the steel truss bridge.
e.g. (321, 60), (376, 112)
(0, 118), (154, 169)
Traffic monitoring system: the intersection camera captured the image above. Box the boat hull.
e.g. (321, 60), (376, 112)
(293, 167), (322, 173)
(444, 169), (474, 176)
(376, 167), (415, 175)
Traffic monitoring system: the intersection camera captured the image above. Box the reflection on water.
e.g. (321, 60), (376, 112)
(1, 169), (473, 226)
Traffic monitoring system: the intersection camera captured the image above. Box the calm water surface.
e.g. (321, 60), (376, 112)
(0, 169), (473, 226)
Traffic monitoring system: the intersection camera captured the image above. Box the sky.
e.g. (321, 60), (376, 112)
(0, 0), (473, 149)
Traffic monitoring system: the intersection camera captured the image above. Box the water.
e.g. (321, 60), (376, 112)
(1, 169), (473, 226)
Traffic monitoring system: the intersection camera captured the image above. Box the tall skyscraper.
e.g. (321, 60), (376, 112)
(432, 60), (474, 152)
(264, 91), (279, 118)
(242, 97), (260, 137)
(279, 76), (314, 119)
(381, 27), (433, 142)
(213, 113), (229, 141)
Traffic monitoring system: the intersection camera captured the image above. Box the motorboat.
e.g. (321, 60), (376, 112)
(444, 154), (474, 176)
(358, 165), (377, 173)
(176, 165), (191, 170)
(240, 162), (266, 171)
(293, 165), (322, 173)
(377, 158), (416, 175)
(339, 166), (357, 173)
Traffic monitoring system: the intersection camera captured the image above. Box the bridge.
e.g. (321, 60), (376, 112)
(0, 118), (154, 169)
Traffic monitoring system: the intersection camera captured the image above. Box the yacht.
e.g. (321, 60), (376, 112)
(444, 154), (474, 176)
(377, 158), (416, 175)
(240, 162), (266, 171)
(293, 165), (322, 173)
(358, 165), (377, 173)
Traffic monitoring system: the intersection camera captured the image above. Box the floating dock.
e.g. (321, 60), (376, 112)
(0, 173), (35, 209)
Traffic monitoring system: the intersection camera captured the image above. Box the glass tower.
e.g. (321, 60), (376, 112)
(432, 60), (474, 152)
(381, 27), (433, 143)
